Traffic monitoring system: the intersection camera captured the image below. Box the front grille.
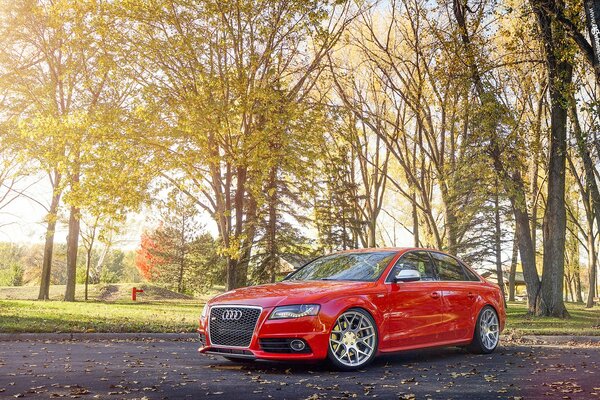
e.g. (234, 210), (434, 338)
(209, 306), (261, 347)
(259, 338), (312, 353)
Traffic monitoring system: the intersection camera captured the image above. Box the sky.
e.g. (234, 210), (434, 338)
(0, 174), (149, 249)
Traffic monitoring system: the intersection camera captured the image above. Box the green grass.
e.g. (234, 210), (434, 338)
(505, 301), (600, 336)
(0, 283), (224, 302)
(0, 299), (204, 333)
(0, 283), (225, 333)
(0, 296), (599, 335)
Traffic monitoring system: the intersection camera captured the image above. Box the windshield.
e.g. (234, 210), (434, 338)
(286, 252), (397, 282)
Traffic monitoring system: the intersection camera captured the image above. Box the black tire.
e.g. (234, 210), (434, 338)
(327, 308), (378, 371)
(467, 305), (500, 354)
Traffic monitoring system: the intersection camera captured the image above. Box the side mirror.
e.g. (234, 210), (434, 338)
(394, 269), (421, 283)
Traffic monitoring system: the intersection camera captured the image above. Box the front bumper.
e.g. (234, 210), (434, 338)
(198, 306), (330, 361)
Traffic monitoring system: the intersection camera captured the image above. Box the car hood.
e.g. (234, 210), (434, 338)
(207, 280), (376, 308)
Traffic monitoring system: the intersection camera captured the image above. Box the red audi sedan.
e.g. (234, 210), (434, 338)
(198, 248), (505, 370)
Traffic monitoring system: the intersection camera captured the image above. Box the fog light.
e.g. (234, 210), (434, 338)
(290, 339), (306, 351)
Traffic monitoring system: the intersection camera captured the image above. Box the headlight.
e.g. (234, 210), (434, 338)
(201, 304), (209, 319)
(269, 304), (320, 319)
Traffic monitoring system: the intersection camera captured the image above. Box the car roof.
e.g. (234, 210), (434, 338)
(335, 247), (444, 254)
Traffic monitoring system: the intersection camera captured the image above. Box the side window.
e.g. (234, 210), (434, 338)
(386, 251), (436, 282)
(431, 252), (467, 281)
(461, 263), (481, 281)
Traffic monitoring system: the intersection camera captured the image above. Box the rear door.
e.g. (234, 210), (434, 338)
(384, 251), (444, 349)
(430, 252), (477, 341)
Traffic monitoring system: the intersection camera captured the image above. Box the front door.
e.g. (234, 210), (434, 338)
(384, 251), (444, 349)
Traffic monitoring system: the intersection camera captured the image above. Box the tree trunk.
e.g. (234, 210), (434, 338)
(38, 173), (61, 300)
(566, 274), (574, 302)
(512, 194), (541, 313)
(64, 145), (82, 302)
(84, 251), (90, 301)
(84, 247), (92, 301)
(587, 230), (597, 307)
(178, 214), (186, 294)
(494, 186), (506, 304)
(509, 232), (518, 302)
(534, 0), (572, 317)
(575, 265), (584, 303)
(64, 204), (80, 302)
(412, 192), (420, 247)
(235, 195), (258, 289)
(226, 258), (237, 291)
(266, 165), (278, 283)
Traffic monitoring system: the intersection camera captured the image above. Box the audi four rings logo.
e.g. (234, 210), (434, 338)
(221, 309), (243, 321)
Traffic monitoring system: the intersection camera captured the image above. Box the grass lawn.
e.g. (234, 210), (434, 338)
(0, 284), (224, 333)
(0, 299), (203, 333)
(1, 295), (599, 335)
(505, 301), (600, 336)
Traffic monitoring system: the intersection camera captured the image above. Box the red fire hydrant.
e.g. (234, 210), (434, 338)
(132, 287), (144, 301)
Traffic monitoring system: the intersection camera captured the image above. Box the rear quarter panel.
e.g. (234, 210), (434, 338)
(472, 282), (506, 333)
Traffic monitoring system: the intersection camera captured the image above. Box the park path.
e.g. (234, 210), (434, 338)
(0, 339), (598, 399)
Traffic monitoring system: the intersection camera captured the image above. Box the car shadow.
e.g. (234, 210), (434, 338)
(206, 345), (482, 375)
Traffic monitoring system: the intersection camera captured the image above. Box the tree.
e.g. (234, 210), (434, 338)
(124, 0), (360, 290)
(136, 191), (222, 294)
(451, 0), (545, 313)
(135, 231), (163, 282)
(531, 0), (573, 318)
(79, 212), (121, 301)
(0, 0), (76, 299)
(0, 1), (149, 301)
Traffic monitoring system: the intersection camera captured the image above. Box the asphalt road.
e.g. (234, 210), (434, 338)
(0, 339), (598, 399)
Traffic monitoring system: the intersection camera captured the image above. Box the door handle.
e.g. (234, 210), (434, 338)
(467, 292), (475, 298)
(430, 292), (440, 299)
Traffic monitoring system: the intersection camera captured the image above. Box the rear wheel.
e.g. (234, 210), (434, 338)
(327, 308), (378, 371)
(467, 305), (500, 354)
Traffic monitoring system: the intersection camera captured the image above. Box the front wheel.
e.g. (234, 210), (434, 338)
(328, 308), (378, 371)
(467, 305), (500, 354)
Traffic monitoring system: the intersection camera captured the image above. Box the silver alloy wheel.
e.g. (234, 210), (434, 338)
(329, 310), (376, 367)
(480, 308), (499, 350)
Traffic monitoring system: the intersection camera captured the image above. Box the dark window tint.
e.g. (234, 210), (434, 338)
(387, 251), (436, 282)
(287, 252), (396, 282)
(462, 264), (480, 281)
(431, 252), (466, 281)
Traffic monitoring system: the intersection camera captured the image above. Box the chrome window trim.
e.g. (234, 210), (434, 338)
(207, 304), (263, 349)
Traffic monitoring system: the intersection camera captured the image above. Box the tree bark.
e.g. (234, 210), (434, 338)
(494, 186), (507, 304)
(587, 227), (597, 307)
(64, 152), (81, 302)
(509, 232), (518, 302)
(266, 164), (278, 283)
(38, 172), (62, 300)
(64, 204), (81, 302)
(533, 0), (572, 317)
(84, 245), (93, 301)
(575, 264), (584, 303)
(412, 192), (420, 247)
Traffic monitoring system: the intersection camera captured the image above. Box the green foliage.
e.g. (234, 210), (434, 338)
(136, 192), (225, 294)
